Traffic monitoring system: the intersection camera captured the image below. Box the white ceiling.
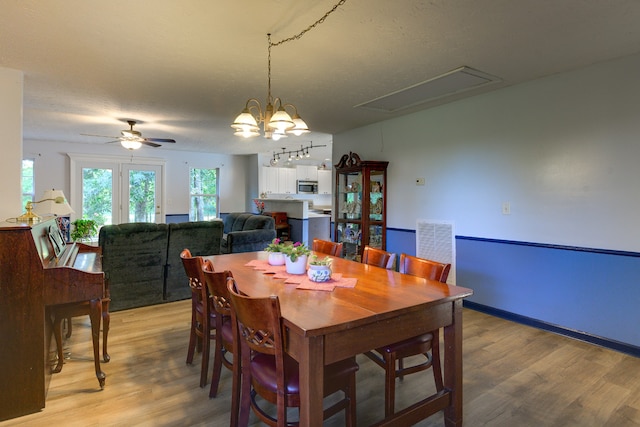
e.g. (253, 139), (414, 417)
(2, 0), (640, 158)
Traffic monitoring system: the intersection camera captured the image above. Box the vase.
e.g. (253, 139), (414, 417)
(285, 254), (308, 275)
(268, 252), (285, 266)
(307, 264), (332, 282)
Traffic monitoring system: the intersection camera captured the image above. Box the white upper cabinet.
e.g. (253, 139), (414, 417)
(317, 169), (332, 195)
(278, 168), (297, 194)
(296, 165), (318, 182)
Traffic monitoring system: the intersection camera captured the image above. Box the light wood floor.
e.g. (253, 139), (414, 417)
(3, 300), (640, 427)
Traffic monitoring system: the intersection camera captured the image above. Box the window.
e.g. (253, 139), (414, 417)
(190, 168), (218, 221)
(21, 159), (35, 209)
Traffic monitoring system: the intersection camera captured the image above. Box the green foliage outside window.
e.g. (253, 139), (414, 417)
(82, 168), (113, 227)
(190, 168), (218, 221)
(21, 159), (34, 209)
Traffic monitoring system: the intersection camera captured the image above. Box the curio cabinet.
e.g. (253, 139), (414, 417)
(334, 152), (388, 261)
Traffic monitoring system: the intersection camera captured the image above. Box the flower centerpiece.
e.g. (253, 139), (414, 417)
(253, 199), (265, 214)
(264, 237), (286, 265)
(307, 255), (333, 282)
(281, 241), (311, 274)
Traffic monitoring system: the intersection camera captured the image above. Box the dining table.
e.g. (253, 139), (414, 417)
(208, 251), (473, 427)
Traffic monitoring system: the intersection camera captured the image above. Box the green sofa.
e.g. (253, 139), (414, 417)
(221, 212), (276, 254)
(99, 220), (223, 311)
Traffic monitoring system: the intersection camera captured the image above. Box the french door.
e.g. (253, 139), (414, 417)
(69, 154), (164, 226)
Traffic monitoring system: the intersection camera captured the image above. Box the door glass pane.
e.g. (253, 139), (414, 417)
(128, 170), (156, 222)
(82, 167), (113, 227)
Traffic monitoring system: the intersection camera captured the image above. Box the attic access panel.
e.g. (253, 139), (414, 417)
(355, 66), (501, 113)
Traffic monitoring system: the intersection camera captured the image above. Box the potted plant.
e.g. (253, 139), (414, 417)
(70, 218), (98, 242)
(264, 237), (286, 266)
(281, 241), (311, 274)
(307, 255), (333, 282)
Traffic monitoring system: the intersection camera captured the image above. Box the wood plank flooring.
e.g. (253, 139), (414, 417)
(2, 300), (640, 426)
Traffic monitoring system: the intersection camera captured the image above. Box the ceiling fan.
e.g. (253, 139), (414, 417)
(83, 120), (177, 150)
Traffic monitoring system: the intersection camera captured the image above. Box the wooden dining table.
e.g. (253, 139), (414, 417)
(208, 251), (473, 427)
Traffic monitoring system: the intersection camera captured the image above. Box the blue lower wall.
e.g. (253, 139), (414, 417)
(385, 228), (640, 356)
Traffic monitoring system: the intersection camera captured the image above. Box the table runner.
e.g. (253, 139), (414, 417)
(245, 259), (357, 291)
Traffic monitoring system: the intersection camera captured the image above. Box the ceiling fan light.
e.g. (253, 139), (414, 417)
(121, 139), (142, 150)
(267, 107), (295, 132)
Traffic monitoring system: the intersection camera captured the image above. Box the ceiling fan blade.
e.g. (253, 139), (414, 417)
(81, 133), (119, 139)
(145, 137), (176, 143)
(141, 141), (162, 148)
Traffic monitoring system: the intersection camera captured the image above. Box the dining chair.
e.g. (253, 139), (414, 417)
(180, 249), (216, 388)
(361, 245), (396, 270)
(201, 259), (234, 398)
(365, 253), (450, 417)
(227, 277), (359, 427)
(312, 238), (343, 257)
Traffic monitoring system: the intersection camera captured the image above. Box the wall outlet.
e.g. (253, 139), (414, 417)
(416, 177), (425, 186)
(502, 201), (511, 215)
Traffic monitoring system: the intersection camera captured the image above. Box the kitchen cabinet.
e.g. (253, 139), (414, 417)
(334, 152), (388, 261)
(261, 167), (280, 195)
(296, 165), (318, 182)
(278, 168), (297, 194)
(317, 169), (332, 195)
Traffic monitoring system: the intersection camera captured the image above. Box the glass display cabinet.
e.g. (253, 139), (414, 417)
(334, 152), (388, 261)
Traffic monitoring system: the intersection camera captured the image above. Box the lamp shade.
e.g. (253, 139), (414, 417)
(121, 139), (142, 150)
(32, 189), (75, 216)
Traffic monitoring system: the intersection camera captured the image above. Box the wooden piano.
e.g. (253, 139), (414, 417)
(0, 217), (108, 421)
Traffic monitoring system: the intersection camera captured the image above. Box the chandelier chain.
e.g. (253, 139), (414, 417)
(267, 0), (347, 100)
(270, 0), (347, 48)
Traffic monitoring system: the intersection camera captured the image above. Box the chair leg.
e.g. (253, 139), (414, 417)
(186, 312), (197, 365)
(65, 317), (72, 338)
(200, 330), (210, 388)
(102, 302), (111, 363)
(384, 353), (397, 418)
(51, 315), (65, 373)
(431, 329), (444, 391)
(209, 336), (224, 398)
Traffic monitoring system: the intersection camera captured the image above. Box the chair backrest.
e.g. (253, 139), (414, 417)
(398, 253), (451, 283)
(312, 239), (343, 257)
(202, 259), (233, 317)
(362, 246), (396, 270)
(227, 278), (284, 360)
(180, 249), (209, 312)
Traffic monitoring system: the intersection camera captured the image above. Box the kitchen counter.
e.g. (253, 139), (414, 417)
(258, 199), (331, 243)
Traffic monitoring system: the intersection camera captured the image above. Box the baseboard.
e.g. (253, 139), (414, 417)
(463, 300), (640, 358)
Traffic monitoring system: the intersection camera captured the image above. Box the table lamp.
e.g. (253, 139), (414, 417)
(18, 189), (75, 223)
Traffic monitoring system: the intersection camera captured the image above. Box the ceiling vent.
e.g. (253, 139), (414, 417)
(355, 66), (501, 113)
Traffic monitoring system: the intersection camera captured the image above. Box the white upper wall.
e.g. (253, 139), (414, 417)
(23, 139), (250, 217)
(0, 67), (23, 221)
(334, 53), (640, 252)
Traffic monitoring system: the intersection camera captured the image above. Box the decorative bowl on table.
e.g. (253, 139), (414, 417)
(307, 263), (332, 282)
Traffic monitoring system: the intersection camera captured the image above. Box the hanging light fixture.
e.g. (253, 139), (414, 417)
(231, 0), (347, 140)
(231, 34), (309, 141)
(269, 141), (327, 166)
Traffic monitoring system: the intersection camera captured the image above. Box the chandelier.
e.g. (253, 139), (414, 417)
(231, 0), (347, 140)
(269, 142), (327, 166)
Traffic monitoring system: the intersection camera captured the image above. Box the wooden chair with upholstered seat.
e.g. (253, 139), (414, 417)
(312, 238), (343, 257)
(365, 253), (451, 417)
(201, 259), (234, 398)
(227, 277), (359, 427)
(361, 245), (396, 270)
(180, 249), (216, 388)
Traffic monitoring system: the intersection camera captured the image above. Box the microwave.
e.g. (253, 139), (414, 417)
(297, 180), (318, 194)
